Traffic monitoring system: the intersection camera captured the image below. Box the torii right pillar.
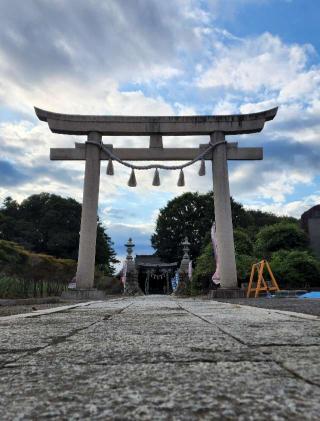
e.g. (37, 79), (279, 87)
(211, 131), (237, 291)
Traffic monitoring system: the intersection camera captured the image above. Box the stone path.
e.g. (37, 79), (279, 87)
(0, 296), (320, 420)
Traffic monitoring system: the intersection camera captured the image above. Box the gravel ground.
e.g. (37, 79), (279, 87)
(214, 297), (320, 316)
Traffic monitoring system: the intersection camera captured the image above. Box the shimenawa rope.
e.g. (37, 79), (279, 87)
(85, 139), (226, 186)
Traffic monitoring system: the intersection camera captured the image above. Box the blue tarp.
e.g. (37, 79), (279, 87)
(298, 292), (320, 299)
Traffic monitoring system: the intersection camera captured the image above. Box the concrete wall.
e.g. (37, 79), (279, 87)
(308, 218), (320, 258)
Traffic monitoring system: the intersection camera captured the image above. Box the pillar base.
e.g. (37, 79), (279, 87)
(208, 288), (245, 299)
(61, 288), (106, 301)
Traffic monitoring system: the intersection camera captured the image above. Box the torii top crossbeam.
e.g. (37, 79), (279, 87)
(35, 107), (278, 136)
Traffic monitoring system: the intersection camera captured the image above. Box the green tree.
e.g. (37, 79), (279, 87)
(151, 192), (214, 262)
(246, 209), (297, 228)
(0, 193), (118, 272)
(255, 222), (309, 258)
(151, 191), (253, 263)
(270, 250), (320, 288)
(95, 230), (118, 275)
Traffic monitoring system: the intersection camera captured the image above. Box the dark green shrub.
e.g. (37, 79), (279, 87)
(0, 240), (28, 263)
(270, 250), (320, 289)
(0, 276), (25, 298)
(94, 275), (123, 294)
(234, 229), (254, 255)
(191, 240), (256, 293)
(191, 243), (215, 294)
(236, 254), (257, 285)
(0, 240), (76, 298)
(255, 223), (308, 258)
(0, 275), (69, 299)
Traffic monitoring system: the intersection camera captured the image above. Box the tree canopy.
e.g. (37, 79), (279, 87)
(0, 193), (118, 274)
(151, 192), (214, 262)
(151, 191), (297, 262)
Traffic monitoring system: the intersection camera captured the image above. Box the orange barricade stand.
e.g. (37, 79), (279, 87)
(247, 259), (280, 298)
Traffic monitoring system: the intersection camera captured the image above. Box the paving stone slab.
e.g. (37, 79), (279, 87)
(215, 322), (320, 346)
(0, 302), (132, 352)
(0, 295), (319, 420)
(0, 361), (319, 420)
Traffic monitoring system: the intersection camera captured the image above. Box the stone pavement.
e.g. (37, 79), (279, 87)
(0, 296), (320, 420)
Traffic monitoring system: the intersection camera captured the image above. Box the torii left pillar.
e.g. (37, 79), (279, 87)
(76, 131), (102, 289)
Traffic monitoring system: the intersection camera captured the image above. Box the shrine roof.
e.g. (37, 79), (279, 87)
(135, 255), (178, 268)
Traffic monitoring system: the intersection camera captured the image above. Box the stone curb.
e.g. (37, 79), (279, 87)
(0, 301), (101, 322)
(226, 302), (320, 321)
(0, 297), (62, 306)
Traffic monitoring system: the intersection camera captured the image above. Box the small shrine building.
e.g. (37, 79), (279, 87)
(135, 255), (178, 295)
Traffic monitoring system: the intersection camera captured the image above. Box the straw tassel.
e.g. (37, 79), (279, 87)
(128, 169), (137, 187)
(198, 159), (205, 176)
(106, 158), (114, 175)
(152, 168), (160, 186)
(177, 169), (185, 186)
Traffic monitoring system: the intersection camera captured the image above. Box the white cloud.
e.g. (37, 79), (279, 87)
(212, 99), (240, 115)
(0, 77), (177, 118)
(0, 0), (207, 116)
(244, 193), (320, 219)
(230, 162), (313, 203)
(198, 32), (317, 95)
(278, 69), (320, 102)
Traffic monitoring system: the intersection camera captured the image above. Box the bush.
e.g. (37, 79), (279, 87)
(191, 243), (215, 294)
(191, 240), (256, 293)
(234, 229), (254, 255)
(0, 276), (25, 299)
(0, 275), (70, 298)
(0, 240), (29, 271)
(0, 240), (76, 298)
(94, 275), (123, 294)
(236, 254), (257, 285)
(255, 223), (308, 258)
(270, 250), (320, 289)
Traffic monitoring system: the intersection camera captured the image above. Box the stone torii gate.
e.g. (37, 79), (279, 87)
(35, 106), (277, 296)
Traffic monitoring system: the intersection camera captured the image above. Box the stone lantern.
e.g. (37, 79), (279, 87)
(123, 237), (143, 295)
(125, 237), (135, 272)
(125, 237), (135, 261)
(180, 236), (191, 271)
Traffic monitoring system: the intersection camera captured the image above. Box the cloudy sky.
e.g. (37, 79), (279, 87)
(0, 0), (320, 263)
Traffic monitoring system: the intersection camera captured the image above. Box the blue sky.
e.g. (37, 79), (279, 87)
(0, 0), (320, 266)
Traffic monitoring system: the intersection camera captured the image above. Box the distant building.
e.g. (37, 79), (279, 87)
(135, 255), (178, 294)
(301, 205), (320, 258)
